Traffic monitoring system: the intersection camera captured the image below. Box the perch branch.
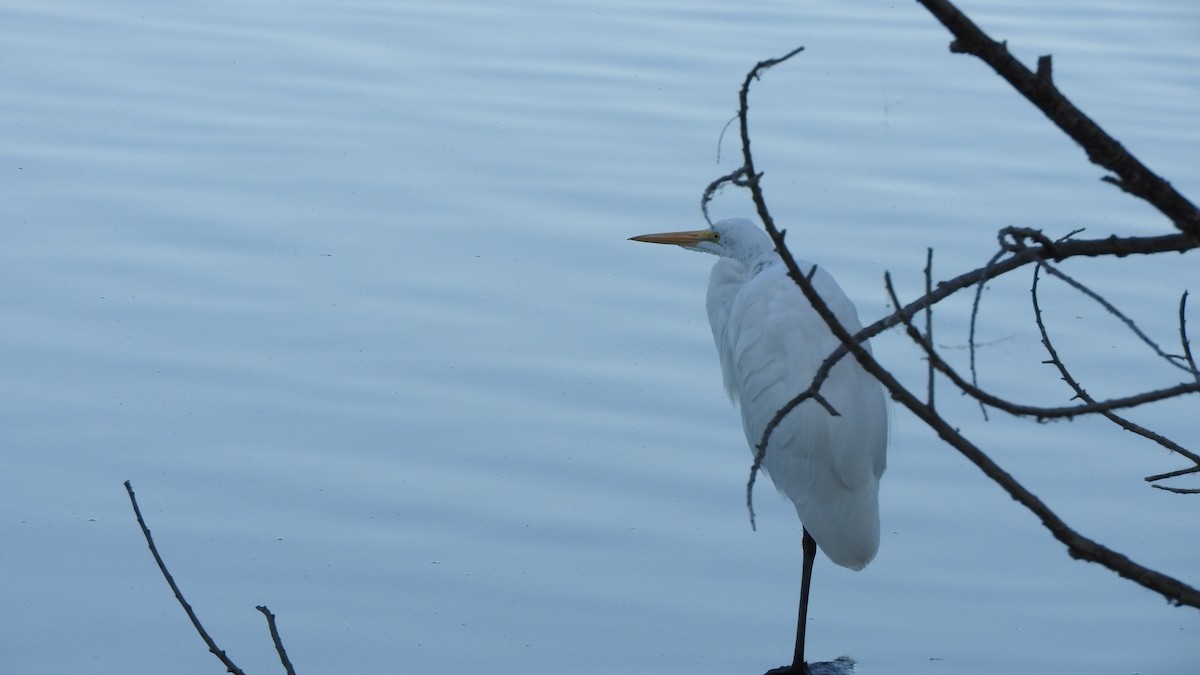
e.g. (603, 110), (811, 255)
(724, 40), (1200, 607)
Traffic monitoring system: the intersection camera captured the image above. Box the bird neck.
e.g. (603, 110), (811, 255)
(742, 247), (781, 276)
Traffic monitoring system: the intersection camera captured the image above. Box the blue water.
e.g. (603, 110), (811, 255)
(2, 1), (1197, 673)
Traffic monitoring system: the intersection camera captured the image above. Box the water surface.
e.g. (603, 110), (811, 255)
(2, 1), (1197, 673)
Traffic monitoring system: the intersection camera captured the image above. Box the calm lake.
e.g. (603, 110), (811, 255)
(2, 0), (1197, 673)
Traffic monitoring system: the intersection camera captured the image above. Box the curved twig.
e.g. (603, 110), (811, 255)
(886, 271), (1200, 419)
(1036, 262), (1191, 373)
(1030, 266), (1200, 471)
(967, 246), (1007, 421)
(124, 481), (247, 675)
(1179, 291), (1200, 382)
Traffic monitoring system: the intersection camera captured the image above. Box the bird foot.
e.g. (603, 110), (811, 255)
(764, 665), (809, 675)
(765, 656), (854, 675)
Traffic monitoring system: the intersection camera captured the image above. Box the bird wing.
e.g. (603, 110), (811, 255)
(709, 261), (887, 568)
(706, 257), (751, 404)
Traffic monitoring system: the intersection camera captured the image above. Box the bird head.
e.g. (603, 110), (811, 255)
(630, 218), (775, 265)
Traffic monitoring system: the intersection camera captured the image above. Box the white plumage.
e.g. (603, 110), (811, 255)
(705, 220), (886, 568)
(632, 217), (887, 671)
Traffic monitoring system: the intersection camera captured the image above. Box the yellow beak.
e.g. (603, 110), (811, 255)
(628, 229), (716, 246)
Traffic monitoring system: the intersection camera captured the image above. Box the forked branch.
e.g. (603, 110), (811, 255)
(714, 0), (1199, 609)
(125, 481), (300, 673)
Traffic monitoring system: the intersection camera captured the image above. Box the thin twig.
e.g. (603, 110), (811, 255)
(744, 231), (1198, 470)
(968, 247), (1006, 422)
(837, 232), (1194, 387)
(257, 605), (299, 675)
(734, 44), (807, 528)
(925, 248), (935, 409)
(715, 114), (739, 165)
(701, 167), (749, 227)
(1037, 261), (1191, 373)
(891, 269), (1199, 420)
(1030, 266), (1200, 473)
(124, 481), (247, 675)
(1151, 485), (1200, 495)
(1179, 291), (1199, 382)
(733, 45), (882, 528)
(1145, 464), (1200, 483)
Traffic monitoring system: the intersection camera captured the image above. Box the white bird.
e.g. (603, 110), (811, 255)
(631, 217), (887, 674)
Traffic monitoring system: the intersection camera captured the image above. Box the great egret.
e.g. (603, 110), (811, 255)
(631, 217), (887, 674)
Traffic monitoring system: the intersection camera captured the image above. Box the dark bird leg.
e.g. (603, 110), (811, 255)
(769, 528), (817, 675)
(793, 528), (817, 671)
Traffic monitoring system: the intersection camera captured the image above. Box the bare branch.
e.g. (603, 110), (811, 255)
(834, 231), (1198, 422)
(257, 605), (299, 675)
(723, 36), (1200, 608)
(914, 0), (1200, 237)
(889, 372), (1200, 608)
(124, 481), (247, 675)
(967, 247), (1006, 422)
(875, 276), (1199, 607)
(924, 248), (935, 410)
(1037, 262), (1192, 373)
(724, 37), (1199, 525)
(1030, 266), (1200, 469)
(1179, 291), (1200, 382)
(864, 232), (1196, 353)
(1152, 485), (1200, 495)
(701, 166), (750, 227)
(746, 358), (840, 530)
(1146, 465), (1200, 483)
(888, 270), (1200, 420)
